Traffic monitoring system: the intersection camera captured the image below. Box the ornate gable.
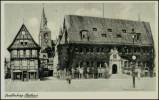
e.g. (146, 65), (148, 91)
(8, 24), (40, 51)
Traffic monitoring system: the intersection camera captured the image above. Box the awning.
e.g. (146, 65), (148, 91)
(13, 70), (22, 72)
(28, 70), (37, 72)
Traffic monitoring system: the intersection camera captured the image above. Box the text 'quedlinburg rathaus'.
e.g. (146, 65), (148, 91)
(7, 8), (155, 81)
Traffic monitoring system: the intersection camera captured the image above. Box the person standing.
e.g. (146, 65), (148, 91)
(71, 68), (75, 79)
(79, 67), (84, 79)
(87, 67), (90, 79)
(66, 72), (72, 84)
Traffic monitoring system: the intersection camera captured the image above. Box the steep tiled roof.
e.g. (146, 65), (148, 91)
(8, 24), (40, 51)
(61, 15), (153, 46)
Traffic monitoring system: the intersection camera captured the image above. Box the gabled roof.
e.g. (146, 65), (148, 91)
(8, 24), (40, 51)
(61, 15), (154, 46)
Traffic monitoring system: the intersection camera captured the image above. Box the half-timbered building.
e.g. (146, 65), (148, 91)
(8, 24), (41, 81)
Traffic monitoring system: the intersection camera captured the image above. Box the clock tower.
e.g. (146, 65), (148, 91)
(39, 7), (54, 77)
(39, 7), (52, 51)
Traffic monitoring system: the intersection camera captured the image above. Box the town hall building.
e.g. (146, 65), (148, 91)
(54, 15), (154, 78)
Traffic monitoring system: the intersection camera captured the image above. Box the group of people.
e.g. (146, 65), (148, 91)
(56, 67), (109, 79)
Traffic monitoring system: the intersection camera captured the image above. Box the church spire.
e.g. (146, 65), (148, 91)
(40, 6), (48, 30)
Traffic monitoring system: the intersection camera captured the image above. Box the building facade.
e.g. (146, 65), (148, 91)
(4, 58), (11, 79)
(54, 15), (154, 78)
(8, 24), (41, 81)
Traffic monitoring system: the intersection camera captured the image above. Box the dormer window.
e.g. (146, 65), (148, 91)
(80, 30), (89, 40)
(93, 28), (97, 31)
(107, 28), (112, 32)
(101, 34), (107, 37)
(122, 29), (126, 33)
(116, 34), (122, 38)
(136, 33), (141, 40)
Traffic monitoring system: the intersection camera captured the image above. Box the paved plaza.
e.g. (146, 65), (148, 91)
(5, 74), (156, 92)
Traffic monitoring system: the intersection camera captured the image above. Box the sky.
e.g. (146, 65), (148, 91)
(3, 2), (157, 58)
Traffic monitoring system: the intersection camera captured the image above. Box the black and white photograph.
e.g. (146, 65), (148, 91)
(1, 1), (158, 99)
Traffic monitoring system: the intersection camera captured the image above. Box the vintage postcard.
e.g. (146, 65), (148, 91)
(1, 1), (158, 99)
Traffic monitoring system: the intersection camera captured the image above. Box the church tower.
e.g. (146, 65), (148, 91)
(39, 7), (52, 51)
(39, 7), (54, 77)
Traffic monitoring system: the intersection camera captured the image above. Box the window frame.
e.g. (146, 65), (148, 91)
(107, 28), (112, 32)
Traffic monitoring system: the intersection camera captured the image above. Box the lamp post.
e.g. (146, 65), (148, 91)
(132, 34), (136, 88)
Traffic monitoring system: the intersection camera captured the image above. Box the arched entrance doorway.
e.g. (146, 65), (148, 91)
(112, 64), (117, 74)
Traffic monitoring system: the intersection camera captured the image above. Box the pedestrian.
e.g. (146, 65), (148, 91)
(71, 68), (75, 79)
(87, 67), (90, 79)
(66, 72), (72, 84)
(79, 67), (84, 79)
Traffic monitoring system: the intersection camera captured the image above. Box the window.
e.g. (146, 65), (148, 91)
(79, 48), (82, 52)
(30, 60), (34, 67)
(21, 42), (23, 45)
(12, 50), (17, 57)
(22, 31), (25, 35)
(32, 50), (37, 57)
(116, 34), (122, 38)
(43, 55), (46, 58)
(14, 61), (20, 67)
(86, 62), (89, 66)
(26, 50), (30, 57)
(83, 34), (85, 38)
(93, 28), (97, 31)
(75, 48), (78, 52)
(136, 33), (141, 40)
(101, 34), (107, 37)
(44, 33), (48, 38)
(101, 48), (104, 52)
(24, 50), (26, 57)
(113, 54), (117, 59)
(122, 29), (126, 33)
(86, 48), (89, 53)
(107, 28), (112, 32)
(90, 48), (93, 52)
(80, 62), (83, 66)
(25, 42), (27, 45)
(22, 60), (27, 66)
(80, 30), (88, 39)
(20, 50), (23, 57)
(97, 62), (100, 67)
(96, 48), (100, 52)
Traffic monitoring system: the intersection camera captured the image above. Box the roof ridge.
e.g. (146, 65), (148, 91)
(64, 15), (149, 23)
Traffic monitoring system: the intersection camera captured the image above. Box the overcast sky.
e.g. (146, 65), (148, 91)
(4, 2), (156, 58)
